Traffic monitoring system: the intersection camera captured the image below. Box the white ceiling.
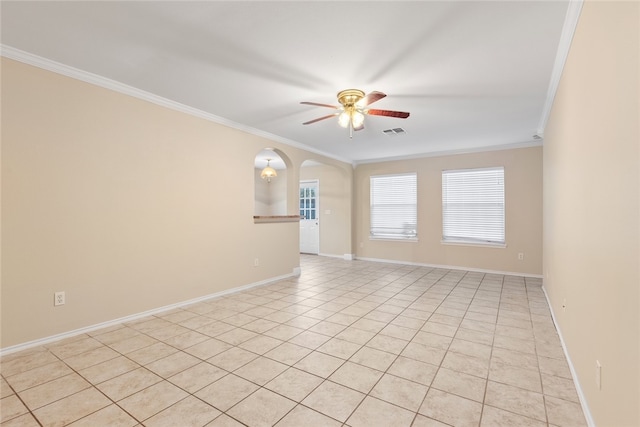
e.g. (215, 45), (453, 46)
(1, 1), (571, 164)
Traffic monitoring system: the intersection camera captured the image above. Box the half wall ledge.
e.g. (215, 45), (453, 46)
(253, 215), (303, 224)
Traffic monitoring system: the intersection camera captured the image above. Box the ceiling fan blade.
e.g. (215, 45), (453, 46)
(300, 101), (339, 109)
(366, 109), (410, 119)
(356, 91), (386, 107)
(302, 113), (339, 125)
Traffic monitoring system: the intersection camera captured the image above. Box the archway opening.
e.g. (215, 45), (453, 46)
(254, 149), (288, 216)
(299, 159), (351, 257)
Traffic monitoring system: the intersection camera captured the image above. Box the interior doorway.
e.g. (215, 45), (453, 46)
(299, 180), (319, 254)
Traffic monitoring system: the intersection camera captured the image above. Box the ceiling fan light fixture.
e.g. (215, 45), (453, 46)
(337, 89), (366, 130)
(338, 111), (351, 128)
(352, 110), (365, 128)
(260, 159), (277, 182)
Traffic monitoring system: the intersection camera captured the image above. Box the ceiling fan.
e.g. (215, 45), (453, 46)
(301, 89), (410, 138)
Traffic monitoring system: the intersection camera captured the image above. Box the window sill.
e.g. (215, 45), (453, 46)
(370, 237), (418, 243)
(441, 239), (506, 248)
(253, 215), (302, 224)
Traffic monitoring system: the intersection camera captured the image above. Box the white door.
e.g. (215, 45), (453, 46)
(300, 180), (319, 254)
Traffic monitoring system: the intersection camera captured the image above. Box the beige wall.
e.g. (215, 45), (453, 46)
(354, 147), (543, 275)
(543, 1), (639, 425)
(0, 58), (349, 348)
(300, 163), (353, 257)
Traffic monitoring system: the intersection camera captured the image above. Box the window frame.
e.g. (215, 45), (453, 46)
(441, 166), (506, 247)
(369, 172), (418, 241)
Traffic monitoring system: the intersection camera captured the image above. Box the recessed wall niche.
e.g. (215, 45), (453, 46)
(254, 148), (287, 216)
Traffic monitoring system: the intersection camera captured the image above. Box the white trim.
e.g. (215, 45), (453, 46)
(353, 140), (543, 166)
(441, 239), (507, 249)
(317, 253), (340, 258)
(541, 285), (595, 427)
(369, 237), (418, 243)
(355, 256), (543, 278)
(317, 253), (344, 260)
(537, 0), (584, 135)
(0, 269), (299, 357)
(0, 45), (352, 166)
(441, 165), (504, 174)
(0, 45), (558, 168)
(316, 253), (355, 261)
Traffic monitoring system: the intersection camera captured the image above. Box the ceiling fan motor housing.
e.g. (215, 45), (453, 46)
(337, 89), (365, 107)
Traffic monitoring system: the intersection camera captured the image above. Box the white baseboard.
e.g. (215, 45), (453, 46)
(354, 256), (543, 278)
(541, 285), (595, 427)
(0, 269), (299, 357)
(317, 253), (346, 260)
(316, 253), (355, 261)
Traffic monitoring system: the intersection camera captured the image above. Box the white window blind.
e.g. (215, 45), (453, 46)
(370, 173), (417, 239)
(442, 167), (505, 244)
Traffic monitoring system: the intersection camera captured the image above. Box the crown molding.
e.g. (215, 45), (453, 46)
(353, 139), (543, 166)
(537, 0), (584, 134)
(0, 45), (352, 165)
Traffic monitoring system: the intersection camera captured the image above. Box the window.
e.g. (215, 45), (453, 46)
(299, 183), (317, 220)
(370, 173), (417, 239)
(442, 167), (505, 245)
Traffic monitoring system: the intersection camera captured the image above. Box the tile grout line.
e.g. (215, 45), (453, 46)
(478, 272), (503, 427)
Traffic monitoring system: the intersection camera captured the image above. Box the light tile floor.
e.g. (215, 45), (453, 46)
(1, 255), (588, 426)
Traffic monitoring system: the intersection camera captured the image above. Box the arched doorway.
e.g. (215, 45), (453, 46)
(254, 149), (287, 216)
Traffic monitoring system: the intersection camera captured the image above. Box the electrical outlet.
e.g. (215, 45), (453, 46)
(254, 258), (259, 267)
(518, 252), (524, 261)
(54, 291), (65, 306)
(596, 360), (602, 390)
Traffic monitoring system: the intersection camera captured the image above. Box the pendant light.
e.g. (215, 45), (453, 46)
(261, 159), (277, 182)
